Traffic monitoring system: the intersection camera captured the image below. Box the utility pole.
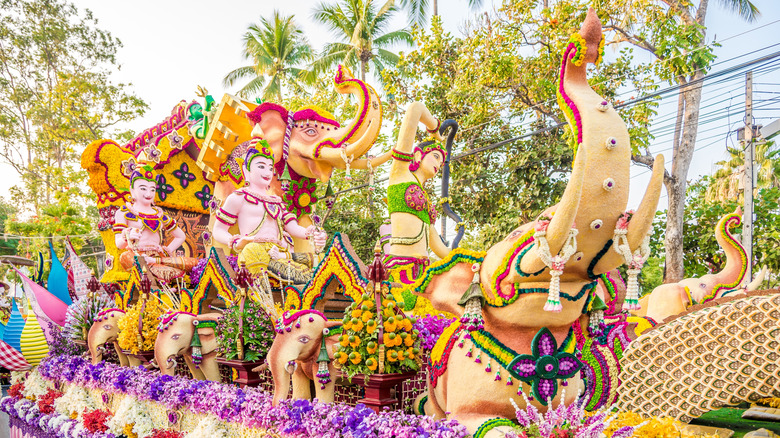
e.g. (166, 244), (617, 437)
(743, 71), (754, 286)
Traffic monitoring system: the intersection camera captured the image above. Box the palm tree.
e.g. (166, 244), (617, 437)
(706, 140), (780, 203)
(311, 0), (413, 83)
(223, 11), (314, 101)
(398, 0), (485, 27)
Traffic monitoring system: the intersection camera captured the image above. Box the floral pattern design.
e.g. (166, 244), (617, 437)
(155, 174), (174, 201)
(507, 327), (582, 404)
(194, 185), (212, 210)
(172, 163), (196, 189)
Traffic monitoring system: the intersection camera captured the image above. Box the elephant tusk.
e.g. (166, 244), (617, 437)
(519, 145), (587, 274)
(167, 357), (177, 370)
(285, 360), (298, 375)
(593, 154), (665, 274)
(351, 150), (393, 170)
(317, 119), (381, 167)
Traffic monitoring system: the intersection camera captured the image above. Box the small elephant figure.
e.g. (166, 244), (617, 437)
(154, 312), (221, 381)
(88, 308), (135, 367)
(267, 309), (341, 406)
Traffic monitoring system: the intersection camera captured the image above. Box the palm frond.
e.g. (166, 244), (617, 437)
(715, 0), (760, 23)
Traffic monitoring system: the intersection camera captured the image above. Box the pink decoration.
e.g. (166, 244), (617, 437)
(14, 268), (68, 327)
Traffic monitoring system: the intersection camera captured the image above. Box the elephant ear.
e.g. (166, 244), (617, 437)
(411, 249), (486, 316)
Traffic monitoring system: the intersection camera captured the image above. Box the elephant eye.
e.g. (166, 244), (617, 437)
(303, 128), (317, 136)
(171, 334), (180, 340)
(298, 335), (311, 344)
(103, 324), (112, 330)
(700, 283), (707, 289)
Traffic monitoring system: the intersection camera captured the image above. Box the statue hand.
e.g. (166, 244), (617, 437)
(143, 255), (157, 265)
(127, 228), (143, 242)
(306, 226), (327, 248)
(268, 246), (285, 260)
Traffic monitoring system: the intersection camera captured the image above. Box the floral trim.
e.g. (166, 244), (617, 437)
(488, 230), (534, 307)
(428, 320), (462, 387)
(473, 418), (516, 438)
(412, 248), (486, 295)
(556, 33), (587, 155)
(575, 320), (632, 410)
(489, 281), (597, 309)
(701, 212), (747, 303)
(595, 34), (606, 65)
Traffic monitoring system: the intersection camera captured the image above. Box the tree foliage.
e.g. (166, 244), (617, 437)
(0, 0), (146, 214)
(311, 0), (413, 82)
(223, 10), (314, 101)
(384, 3), (657, 248)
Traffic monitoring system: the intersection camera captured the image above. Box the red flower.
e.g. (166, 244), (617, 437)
(37, 388), (63, 414)
(149, 429), (184, 438)
(83, 409), (112, 433)
(7, 383), (24, 400)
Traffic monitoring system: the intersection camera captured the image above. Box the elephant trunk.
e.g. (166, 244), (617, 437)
(316, 65), (383, 168)
(713, 210), (748, 289)
(267, 335), (312, 405)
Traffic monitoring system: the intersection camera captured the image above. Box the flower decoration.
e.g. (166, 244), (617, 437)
(335, 286), (420, 378)
(167, 130), (185, 150)
(37, 388), (62, 414)
(216, 300), (275, 362)
(121, 159), (137, 178)
(63, 292), (114, 343)
(202, 230), (212, 246)
(507, 327), (582, 404)
(82, 408), (112, 433)
(283, 176), (318, 217)
(143, 145), (162, 163)
(207, 196), (221, 215)
(172, 163), (197, 189)
(194, 185), (212, 210)
(105, 253), (114, 270)
(117, 298), (166, 354)
(156, 174), (175, 201)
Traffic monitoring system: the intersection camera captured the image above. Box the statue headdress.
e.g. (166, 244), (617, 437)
(409, 140), (447, 172)
(244, 139), (275, 168)
(130, 164), (156, 187)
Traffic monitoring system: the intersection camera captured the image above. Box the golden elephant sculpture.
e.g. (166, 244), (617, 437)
(410, 9), (665, 438)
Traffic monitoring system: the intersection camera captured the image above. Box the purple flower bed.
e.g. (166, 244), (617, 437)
(189, 254), (237, 285)
(35, 355), (469, 438)
(1, 396), (115, 438)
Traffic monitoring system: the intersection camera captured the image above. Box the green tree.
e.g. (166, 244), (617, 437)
(311, 0), (413, 82)
(223, 10), (314, 101)
(600, 0), (761, 282)
(384, 4), (657, 248)
(705, 140), (780, 202)
(0, 0), (146, 215)
(398, 0), (485, 27)
(0, 198), (18, 256)
(649, 178), (780, 288)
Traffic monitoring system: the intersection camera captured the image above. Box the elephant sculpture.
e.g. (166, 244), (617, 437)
(153, 311), (221, 381)
(267, 309), (341, 406)
(645, 209), (757, 323)
(88, 308), (134, 366)
(198, 66), (383, 252)
(410, 10), (665, 437)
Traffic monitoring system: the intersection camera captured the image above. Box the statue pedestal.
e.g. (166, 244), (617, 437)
(339, 371), (418, 413)
(217, 358), (266, 388)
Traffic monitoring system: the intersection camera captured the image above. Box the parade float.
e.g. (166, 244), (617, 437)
(2, 9), (778, 438)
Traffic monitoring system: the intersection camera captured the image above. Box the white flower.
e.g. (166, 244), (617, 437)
(185, 415), (229, 438)
(23, 368), (52, 399)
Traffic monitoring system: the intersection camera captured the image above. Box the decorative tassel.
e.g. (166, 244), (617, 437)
(315, 331), (331, 389)
(589, 294), (607, 336)
(534, 219), (579, 313)
(466, 347), (473, 357)
(279, 163), (292, 192)
(494, 371), (501, 381)
(506, 376), (513, 386)
(458, 263), (485, 331)
(340, 147), (353, 180)
(324, 181), (336, 209)
(611, 211), (650, 311)
(190, 320), (202, 367)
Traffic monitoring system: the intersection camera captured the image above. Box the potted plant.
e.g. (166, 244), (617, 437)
(117, 295), (165, 365)
(215, 299), (275, 387)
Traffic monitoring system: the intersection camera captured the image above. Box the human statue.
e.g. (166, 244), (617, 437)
(384, 103), (450, 285)
(113, 164), (198, 282)
(212, 140), (327, 283)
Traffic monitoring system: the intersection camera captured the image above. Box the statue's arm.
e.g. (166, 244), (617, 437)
(212, 194), (242, 249)
(428, 224), (451, 259)
(164, 225), (187, 255)
(113, 211), (129, 249)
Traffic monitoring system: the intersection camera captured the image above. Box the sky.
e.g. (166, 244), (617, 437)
(1, 0), (779, 217)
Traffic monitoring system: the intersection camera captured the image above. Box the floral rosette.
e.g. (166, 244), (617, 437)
(334, 287), (421, 378)
(215, 299), (275, 361)
(117, 298), (165, 354)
